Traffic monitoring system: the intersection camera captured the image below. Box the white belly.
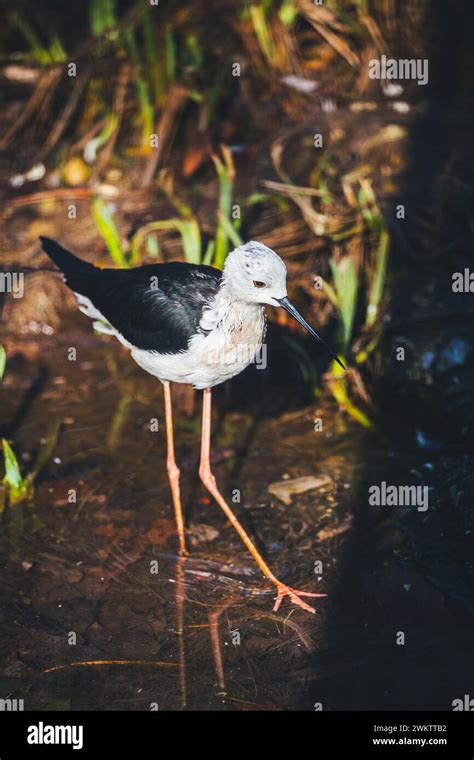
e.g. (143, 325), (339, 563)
(131, 315), (265, 389)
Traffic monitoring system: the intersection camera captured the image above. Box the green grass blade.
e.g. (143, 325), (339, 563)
(92, 197), (128, 267)
(279, 0), (298, 26)
(49, 32), (67, 63)
(321, 279), (339, 308)
(124, 25), (154, 148)
(145, 234), (160, 258)
(0, 345), (6, 381)
(250, 4), (277, 65)
(328, 367), (372, 428)
(2, 439), (24, 491)
(366, 228), (389, 327)
(212, 151), (236, 268)
(202, 240), (215, 266)
(90, 0), (116, 36)
(330, 257), (357, 354)
(184, 33), (203, 71)
(9, 11), (52, 65)
(217, 210), (243, 250)
(165, 25), (176, 89)
(131, 219), (202, 264)
(141, 0), (160, 104)
(176, 220), (202, 264)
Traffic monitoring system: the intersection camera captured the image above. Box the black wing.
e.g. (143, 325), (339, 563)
(40, 237), (222, 353)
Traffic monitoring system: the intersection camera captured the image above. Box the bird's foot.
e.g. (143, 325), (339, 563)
(273, 584), (327, 614)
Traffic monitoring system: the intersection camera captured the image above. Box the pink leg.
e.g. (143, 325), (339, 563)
(163, 380), (187, 556)
(208, 604), (228, 692)
(175, 557), (187, 708)
(198, 388), (326, 614)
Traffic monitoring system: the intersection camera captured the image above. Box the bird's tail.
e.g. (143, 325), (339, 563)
(39, 237), (95, 275)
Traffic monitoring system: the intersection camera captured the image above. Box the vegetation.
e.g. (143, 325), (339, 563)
(2, 0), (404, 425)
(0, 348), (61, 511)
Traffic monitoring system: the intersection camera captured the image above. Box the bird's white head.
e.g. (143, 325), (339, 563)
(222, 241), (287, 306)
(221, 240), (346, 370)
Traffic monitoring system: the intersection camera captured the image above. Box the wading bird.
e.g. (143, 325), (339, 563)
(40, 237), (344, 613)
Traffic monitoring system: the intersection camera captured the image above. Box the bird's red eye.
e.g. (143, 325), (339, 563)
(253, 280), (266, 288)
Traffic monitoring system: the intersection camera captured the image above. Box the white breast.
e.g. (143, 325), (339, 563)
(132, 300), (265, 389)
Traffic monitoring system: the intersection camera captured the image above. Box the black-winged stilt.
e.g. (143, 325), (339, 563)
(40, 236), (344, 613)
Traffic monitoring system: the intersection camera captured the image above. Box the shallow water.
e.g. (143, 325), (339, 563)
(1, 312), (472, 711)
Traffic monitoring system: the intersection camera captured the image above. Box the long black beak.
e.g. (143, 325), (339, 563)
(276, 297), (346, 370)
